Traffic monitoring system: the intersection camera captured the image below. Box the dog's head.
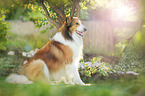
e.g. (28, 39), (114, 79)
(58, 17), (87, 40)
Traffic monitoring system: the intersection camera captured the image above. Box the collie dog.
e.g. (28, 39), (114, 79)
(6, 17), (87, 85)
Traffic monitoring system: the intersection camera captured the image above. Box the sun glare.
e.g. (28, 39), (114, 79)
(116, 5), (130, 18)
(113, 3), (135, 21)
(94, 0), (137, 21)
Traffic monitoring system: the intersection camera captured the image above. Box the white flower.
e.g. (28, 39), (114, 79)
(27, 53), (33, 58)
(117, 71), (124, 74)
(126, 71), (139, 75)
(22, 48), (39, 57)
(35, 48), (39, 53)
(8, 51), (15, 55)
(22, 52), (27, 56)
(29, 50), (35, 55)
(23, 60), (28, 65)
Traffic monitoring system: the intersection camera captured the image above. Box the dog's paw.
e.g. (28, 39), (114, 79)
(84, 84), (91, 86)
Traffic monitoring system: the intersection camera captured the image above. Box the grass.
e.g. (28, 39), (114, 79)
(0, 76), (145, 96)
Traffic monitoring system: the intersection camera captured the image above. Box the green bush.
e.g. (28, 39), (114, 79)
(7, 32), (50, 52)
(79, 56), (112, 78)
(0, 54), (22, 76)
(0, 31), (50, 76)
(114, 43), (145, 73)
(0, 9), (8, 51)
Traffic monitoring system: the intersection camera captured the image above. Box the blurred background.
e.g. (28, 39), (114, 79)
(0, 0), (145, 84)
(1, 0), (145, 96)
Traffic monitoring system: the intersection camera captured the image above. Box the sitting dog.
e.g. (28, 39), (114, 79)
(6, 17), (87, 85)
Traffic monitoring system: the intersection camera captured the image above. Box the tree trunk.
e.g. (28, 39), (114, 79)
(40, 0), (61, 29)
(40, 0), (81, 30)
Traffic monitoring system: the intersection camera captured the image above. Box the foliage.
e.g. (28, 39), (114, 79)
(114, 41), (128, 57)
(27, 0), (81, 29)
(0, 31), (50, 76)
(7, 32), (49, 52)
(139, 0), (145, 19)
(0, 9), (8, 51)
(80, 56), (112, 78)
(114, 43), (145, 73)
(133, 27), (145, 53)
(0, 0), (89, 30)
(5, 4), (29, 20)
(0, 54), (21, 76)
(0, 0), (25, 8)
(114, 14), (145, 73)
(32, 18), (55, 34)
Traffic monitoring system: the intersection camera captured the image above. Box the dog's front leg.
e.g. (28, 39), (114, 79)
(65, 63), (85, 85)
(73, 65), (85, 85)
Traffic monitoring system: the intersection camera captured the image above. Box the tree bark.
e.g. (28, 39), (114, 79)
(40, 0), (61, 29)
(76, 0), (81, 17)
(70, 0), (80, 18)
(47, 2), (66, 25)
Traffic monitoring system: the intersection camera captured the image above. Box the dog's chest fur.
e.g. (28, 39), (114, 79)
(53, 32), (83, 60)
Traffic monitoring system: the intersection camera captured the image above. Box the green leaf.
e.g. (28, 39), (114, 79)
(40, 30), (46, 34)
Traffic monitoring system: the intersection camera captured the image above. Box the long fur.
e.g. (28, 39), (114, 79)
(6, 17), (87, 85)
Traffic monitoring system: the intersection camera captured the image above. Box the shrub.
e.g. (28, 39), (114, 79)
(7, 32), (50, 52)
(114, 43), (145, 73)
(0, 54), (22, 76)
(0, 9), (8, 51)
(79, 56), (112, 78)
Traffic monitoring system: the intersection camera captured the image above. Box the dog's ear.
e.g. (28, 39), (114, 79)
(66, 17), (72, 27)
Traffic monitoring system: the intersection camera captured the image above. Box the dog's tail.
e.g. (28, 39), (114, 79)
(6, 74), (33, 84)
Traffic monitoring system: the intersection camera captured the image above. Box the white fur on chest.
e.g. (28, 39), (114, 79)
(53, 32), (83, 60)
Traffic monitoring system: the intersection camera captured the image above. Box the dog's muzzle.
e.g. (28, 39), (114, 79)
(75, 28), (87, 37)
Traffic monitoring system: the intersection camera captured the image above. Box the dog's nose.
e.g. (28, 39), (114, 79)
(84, 28), (87, 31)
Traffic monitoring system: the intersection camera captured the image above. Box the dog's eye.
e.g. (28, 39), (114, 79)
(76, 23), (79, 25)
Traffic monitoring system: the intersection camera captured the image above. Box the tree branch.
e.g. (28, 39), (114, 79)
(40, 0), (61, 29)
(70, 0), (76, 18)
(76, 0), (81, 17)
(40, 0), (81, 29)
(70, 0), (81, 18)
(123, 20), (144, 52)
(47, 1), (66, 24)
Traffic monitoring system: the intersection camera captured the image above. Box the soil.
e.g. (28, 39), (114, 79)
(84, 53), (119, 65)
